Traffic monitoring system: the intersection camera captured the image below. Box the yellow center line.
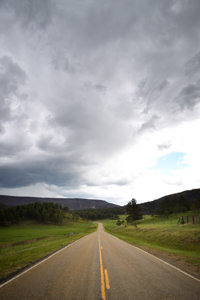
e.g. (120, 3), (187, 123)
(104, 269), (110, 289)
(99, 237), (106, 300)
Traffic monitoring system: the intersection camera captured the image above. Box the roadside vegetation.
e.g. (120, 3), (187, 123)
(0, 220), (97, 281)
(102, 211), (200, 269)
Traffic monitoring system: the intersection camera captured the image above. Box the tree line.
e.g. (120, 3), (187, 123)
(157, 195), (200, 217)
(0, 202), (69, 226)
(72, 206), (126, 220)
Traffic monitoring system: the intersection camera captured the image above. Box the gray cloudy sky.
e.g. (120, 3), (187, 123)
(0, 0), (200, 205)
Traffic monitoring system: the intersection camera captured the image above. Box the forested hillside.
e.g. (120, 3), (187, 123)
(0, 202), (69, 226)
(139, 189), (200, 215)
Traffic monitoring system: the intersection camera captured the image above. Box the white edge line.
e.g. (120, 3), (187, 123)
(106, 231), (200, 283)
(131, 244), (200, 283)
(0, 233), (94, 289)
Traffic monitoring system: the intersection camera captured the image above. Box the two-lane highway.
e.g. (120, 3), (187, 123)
(98, 223), (200, 299)
(0, 223), (200, 299)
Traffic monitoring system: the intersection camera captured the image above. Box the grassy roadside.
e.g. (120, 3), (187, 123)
(101, 213), (200, 270)
(0, 221), (97, 281)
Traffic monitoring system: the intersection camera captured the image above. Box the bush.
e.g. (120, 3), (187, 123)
(116, 219), (122, 226)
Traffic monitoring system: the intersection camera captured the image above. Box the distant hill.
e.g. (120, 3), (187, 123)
(139, 188), (200, 215)
(0, 195), (119, 211)
(1, 188), (200, 215)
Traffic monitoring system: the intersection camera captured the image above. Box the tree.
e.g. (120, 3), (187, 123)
(157, 196), (173, 217)
(63, 206), (69, 212)
(126, 198), (143, 223)
(116, 219), (122, 226)
(191, 198), (200, 213)
(0, 210), (7, 226)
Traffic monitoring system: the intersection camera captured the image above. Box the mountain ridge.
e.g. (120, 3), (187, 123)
(0, 195), (119, 211)
(1, 188), (199, 214)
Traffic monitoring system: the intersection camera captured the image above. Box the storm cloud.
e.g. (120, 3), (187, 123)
(0, 0), (200, 204)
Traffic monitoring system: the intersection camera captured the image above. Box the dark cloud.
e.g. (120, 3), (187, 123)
(82, 81), (107, 93)
(174, 82), (200, 110)
(136, 79), (169, 113)
(0, 56), (27, 96)
(50, 53), (78, 73)
(95, 84), (107, 93)
(138, 115), (159, 134)
(185, 52), (200, 76)
(0, 154), (84, 189)
(2, 0), (54, 31)
(0, 0), (200, 202)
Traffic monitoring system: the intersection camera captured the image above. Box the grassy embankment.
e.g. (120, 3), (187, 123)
(0, 220), (97, 281)
(102, 212), (200, 269)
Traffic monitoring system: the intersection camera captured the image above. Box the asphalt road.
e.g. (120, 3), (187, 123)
(0, 223), (200, 300)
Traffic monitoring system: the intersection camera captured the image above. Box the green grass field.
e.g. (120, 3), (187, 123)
(0, 221), (97, 280)
(102, 212), (200, 269)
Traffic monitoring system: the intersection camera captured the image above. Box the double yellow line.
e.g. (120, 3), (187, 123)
(99, 237), (110, 300)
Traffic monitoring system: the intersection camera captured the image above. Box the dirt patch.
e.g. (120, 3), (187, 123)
(136, 244), (200, 280)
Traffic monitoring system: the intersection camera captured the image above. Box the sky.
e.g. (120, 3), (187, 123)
(0, 0), (200, 206)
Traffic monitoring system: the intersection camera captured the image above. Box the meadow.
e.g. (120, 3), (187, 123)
(102, 212), (200, 269)
(0, 221), (97, 280)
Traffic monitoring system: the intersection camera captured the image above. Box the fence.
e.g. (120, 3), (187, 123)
(178, 215), (200, 225)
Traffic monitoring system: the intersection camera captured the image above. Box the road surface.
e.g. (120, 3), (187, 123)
(0, 223), (200, 299)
